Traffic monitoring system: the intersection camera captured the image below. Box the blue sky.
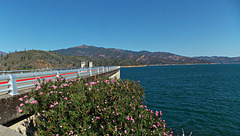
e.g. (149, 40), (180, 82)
(1, 0), (240, 57)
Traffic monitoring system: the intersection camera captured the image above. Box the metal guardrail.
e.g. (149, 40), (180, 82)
(0, 66), (120, 95)
(0, 67), (84, 75)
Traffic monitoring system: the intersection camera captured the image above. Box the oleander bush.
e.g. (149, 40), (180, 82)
(17, 77), (173, 136)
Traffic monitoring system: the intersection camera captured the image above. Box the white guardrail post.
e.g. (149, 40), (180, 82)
(90, 68), (92, 76)
(8, 74), (19, 95)
(78, 69), (81, 79)
(56, 71), (60, 78)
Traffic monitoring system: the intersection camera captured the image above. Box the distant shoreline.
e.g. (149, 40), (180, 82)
(120, 63), (217, 68)
(148, 63), (216, 66)
(120, 65), (147, 68)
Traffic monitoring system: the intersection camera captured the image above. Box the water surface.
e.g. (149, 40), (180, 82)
(121, 64), (240, 136)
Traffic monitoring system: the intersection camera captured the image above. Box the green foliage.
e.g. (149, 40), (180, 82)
(18, 77), (172, 135)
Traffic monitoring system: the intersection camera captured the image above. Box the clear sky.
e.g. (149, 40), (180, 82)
(1, 0), (240, 57)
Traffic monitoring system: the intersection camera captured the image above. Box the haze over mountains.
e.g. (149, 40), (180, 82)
(54, 45), (211, 65)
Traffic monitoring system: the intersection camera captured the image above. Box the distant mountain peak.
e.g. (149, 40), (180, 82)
(73, 45), (90, 48)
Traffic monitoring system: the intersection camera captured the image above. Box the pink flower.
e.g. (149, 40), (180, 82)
(116, 113), (119, 115)
(133, 107), (136, 110)
(132, 96), (134, 98)
(50, 91), (53, 94)
(51, 85), (57, 89)
(126, 116), (130, 120)
(18, 108), (22, 113)
(40, 92), (43, 95)
(25, 100), (29, 104)
(54, 102), (59, 105)
(63, 84), (69, 87)
(64, 97), (68, 100)
(139, 114), (141, 118)
(90, 82), (96, 85)
(59, 91), (62, 94)
(131, 117), (134, 123)
(97, 81), (100, 83)
(23, 95), (28, 99)
(156, 111), (159, 116)
(36, 77), (40, 80)
(31, 100), (37, 104)
(46, 78), (51, 82)
(113, 120), (115, 123)
(124, 130), (127, 134)
(130, 104), (132, 106)
(20, 103), (24, 107)
(69, 130), (73, 135)
(85, 83), (88, 86)
(50, 105), (54, 108)
(101, 125), (104, 129)
(19, 97), (23, 101)
(97, 89), (99, 91)
(36, 85), (41, 90)
(111, 79), (115, 83)
(56, 134), (59, 136)
(153, 124), (157, 128)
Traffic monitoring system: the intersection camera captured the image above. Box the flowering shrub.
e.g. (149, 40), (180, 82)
(17, 77), (173, 136)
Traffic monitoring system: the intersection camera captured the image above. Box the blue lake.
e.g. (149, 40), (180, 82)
(121, 64), (240, 136)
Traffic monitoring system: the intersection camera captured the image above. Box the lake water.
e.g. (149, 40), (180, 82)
(121, 64), (240, 136)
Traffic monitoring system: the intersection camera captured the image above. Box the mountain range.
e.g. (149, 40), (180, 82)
(54, 45), (211, 65)
(1, 45), (239, 71)
(194, 56), (240, 64)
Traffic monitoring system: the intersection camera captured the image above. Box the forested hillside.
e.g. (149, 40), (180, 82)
(0, 50), (142, 71)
